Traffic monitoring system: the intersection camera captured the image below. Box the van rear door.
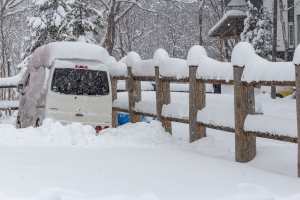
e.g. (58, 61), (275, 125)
(46, 62), (112, 126)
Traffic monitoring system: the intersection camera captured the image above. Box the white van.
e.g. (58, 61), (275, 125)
(17, 42), (112, 130)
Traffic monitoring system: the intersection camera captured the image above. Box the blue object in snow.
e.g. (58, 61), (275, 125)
(117, 112), (130, 125)
(117, 112), (149, 125)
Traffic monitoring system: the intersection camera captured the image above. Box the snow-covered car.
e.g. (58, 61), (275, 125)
(17, 42), (113, 130)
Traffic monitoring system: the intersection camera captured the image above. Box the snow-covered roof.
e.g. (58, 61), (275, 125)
(208, 10), (246, 38)
(30, 42), (111, 68)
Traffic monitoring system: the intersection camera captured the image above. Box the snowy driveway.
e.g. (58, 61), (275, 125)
(0, 120), (299, 200)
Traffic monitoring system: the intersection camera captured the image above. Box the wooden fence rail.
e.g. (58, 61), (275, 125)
(0, 85), (18, 112)
(112, 65), (300, 177)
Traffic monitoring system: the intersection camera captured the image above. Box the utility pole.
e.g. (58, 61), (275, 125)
(271, 0), (278, 99)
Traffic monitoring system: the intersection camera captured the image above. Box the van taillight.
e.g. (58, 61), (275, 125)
(95, 126), (110, 133)
(75, 65), (88, 69)
(95, 126), (102, 133)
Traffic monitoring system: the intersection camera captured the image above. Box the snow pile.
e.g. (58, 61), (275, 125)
(0, 119), (97, 146)
(153, 48), (169, 65)
(0, 119), (172, 148)
(125, 51), (142, 69)
(125, 48), (170, 77)
(125, 51), (158, 76)
(123, 48), (188, 78)
(187, 45), (233, 81)
(26, 41), (130, 77)
(232, 42), (294, 82)
(159, 57), (188, 78)
(1, 117), (300, 199)
(31, 42), (112, 68)
(108, 59), (127, 77)
(98, 121), (173, 148)
(133, 59), (156, 76)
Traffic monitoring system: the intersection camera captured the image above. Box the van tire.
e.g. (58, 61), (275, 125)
(16, 119), (21, 129)
(35, 119), (41, 127)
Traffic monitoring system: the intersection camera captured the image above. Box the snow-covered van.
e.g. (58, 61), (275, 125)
(17, 42), (113, 130)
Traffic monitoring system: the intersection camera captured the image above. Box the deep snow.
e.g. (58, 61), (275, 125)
(0, 119), (299, 200)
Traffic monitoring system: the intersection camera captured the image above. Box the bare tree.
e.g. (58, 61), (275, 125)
(278, 0), (288, 61)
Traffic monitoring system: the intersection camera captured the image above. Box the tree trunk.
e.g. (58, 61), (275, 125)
(271, 0), (278, 99)
(198, 0), (205, 45)
(278, 0), (289, 61)
(103, 0), (117, 54)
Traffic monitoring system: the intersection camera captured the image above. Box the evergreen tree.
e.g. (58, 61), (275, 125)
(241, 1), (272, 58)
(64, 0), (104, 43)
(27, 0), (70, 54)
(26, 0), (103, 55)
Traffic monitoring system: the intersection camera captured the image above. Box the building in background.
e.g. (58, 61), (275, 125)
(209, 0), (300, 61)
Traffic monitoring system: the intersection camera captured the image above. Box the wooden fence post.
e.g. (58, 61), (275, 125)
(155, 67), (162, 120)
(295, 64), (300, 177)
(247, 86), (255, 114)
(162, 80), (172, 134)
(233, 65), (256, 162)
(155, 66), (172, 134)
(127, 66), (141, 123)
(189, 65), (206, 142)
(111, 78), (118, 128)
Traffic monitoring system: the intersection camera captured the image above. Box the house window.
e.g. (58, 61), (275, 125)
(288, 0), (294, 23)
(288, 22), (295, 48)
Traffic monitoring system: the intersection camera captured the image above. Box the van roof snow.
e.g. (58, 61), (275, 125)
(30, 42), (111, 68)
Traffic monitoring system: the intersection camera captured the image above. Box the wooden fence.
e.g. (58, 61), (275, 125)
(0, 85), (18, 111)
(111, 64), (300, 177)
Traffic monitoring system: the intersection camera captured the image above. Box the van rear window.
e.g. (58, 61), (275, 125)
(51, 68), (109, 96)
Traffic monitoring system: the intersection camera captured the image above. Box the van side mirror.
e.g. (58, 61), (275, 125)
(17, 84), (24, 95)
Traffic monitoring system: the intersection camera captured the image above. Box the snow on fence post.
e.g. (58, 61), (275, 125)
(155, 66), (172, 134)
(233, 65), (256, 162)
(111, 78), (118, 128)
(296, 64), (300, 177)
(127, 66), (141, 123)
(189, 65), (206, 142)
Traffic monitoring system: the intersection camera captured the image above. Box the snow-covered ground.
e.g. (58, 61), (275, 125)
(0, 118), (299, 200)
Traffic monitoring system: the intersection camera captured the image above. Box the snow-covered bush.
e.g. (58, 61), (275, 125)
(241, 2), (272, 59)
